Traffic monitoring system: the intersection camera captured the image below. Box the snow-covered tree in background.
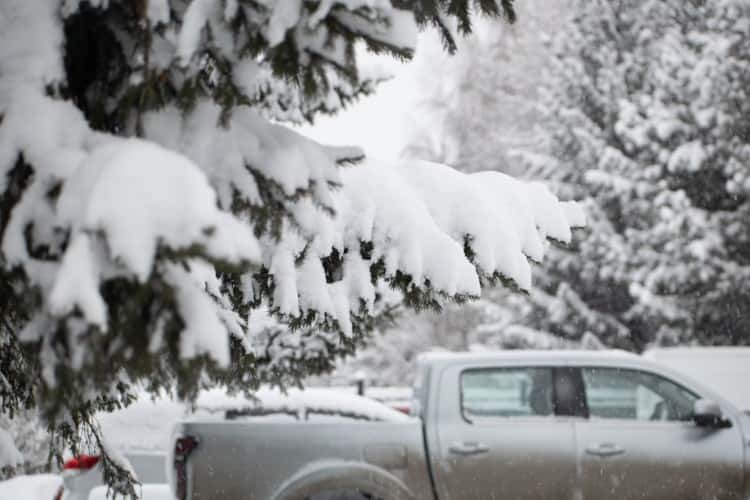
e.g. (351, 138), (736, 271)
(514, 0), (649, 350)
(404, 0), (569, 175)
(0, 0), (585, 492)
(610, 0), (750, 346)
(522, 0), (750, 350)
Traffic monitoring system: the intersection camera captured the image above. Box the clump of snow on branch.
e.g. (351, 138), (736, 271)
(236, 159), (586, 344)
(335, 160), (585, 296)
(0, 94), (263, 371)
(55, 140), (261, 282)
(140, 95), (586, 342)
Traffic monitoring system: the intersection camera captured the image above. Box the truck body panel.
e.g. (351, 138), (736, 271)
(176, 420), (432, 500)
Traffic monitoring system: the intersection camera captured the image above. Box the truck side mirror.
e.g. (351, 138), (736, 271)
(693, 399), (731, 428)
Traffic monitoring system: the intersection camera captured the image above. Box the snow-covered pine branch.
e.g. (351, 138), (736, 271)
(0, 0), (581, 491)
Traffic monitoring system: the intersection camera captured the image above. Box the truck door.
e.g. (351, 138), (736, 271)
(432, 365), (580, 500)
(575, 366), (745, 500)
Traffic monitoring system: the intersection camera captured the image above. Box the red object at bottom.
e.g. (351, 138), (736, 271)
(63, 454), (101, 470)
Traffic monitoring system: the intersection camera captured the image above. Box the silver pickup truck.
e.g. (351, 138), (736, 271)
(169, 350), (750, 500)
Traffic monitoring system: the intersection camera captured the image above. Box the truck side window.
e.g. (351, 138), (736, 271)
(582, 368), (698, 421)
(461, 367), (554, 419)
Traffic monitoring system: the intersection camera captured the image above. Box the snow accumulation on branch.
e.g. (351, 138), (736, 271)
(0, 0), (584, 381)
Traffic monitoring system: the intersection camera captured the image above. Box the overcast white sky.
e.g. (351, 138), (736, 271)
(298, 32), (447, 161)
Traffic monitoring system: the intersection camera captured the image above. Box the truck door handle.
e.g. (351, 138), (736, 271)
(585, 442), (625, 458)
(448, 441), (490, 456)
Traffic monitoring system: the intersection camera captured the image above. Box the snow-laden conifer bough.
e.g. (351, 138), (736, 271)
(0, 0), (583, 495)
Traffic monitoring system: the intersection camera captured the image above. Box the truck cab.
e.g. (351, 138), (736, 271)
(418, 350), (749, 500)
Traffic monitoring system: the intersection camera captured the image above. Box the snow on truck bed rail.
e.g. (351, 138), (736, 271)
(96, 387), (410, 454)
(194, 387), (411, 422)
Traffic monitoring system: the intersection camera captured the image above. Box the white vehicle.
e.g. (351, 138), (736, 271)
(644, 347), (750, 414)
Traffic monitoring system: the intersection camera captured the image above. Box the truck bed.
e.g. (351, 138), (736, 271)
(176, 420), (433, 500)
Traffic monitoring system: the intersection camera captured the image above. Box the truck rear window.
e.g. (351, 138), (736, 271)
(461, 367), (554, 418)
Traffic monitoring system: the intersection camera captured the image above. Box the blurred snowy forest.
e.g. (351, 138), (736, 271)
(332, 0), (750, 386)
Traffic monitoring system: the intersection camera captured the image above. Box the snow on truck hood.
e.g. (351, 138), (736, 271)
(96, 387), (410, 454)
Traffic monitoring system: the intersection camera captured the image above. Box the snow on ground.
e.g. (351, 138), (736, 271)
(0, 474), (61, 500)
(88, 484), (171, 500)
